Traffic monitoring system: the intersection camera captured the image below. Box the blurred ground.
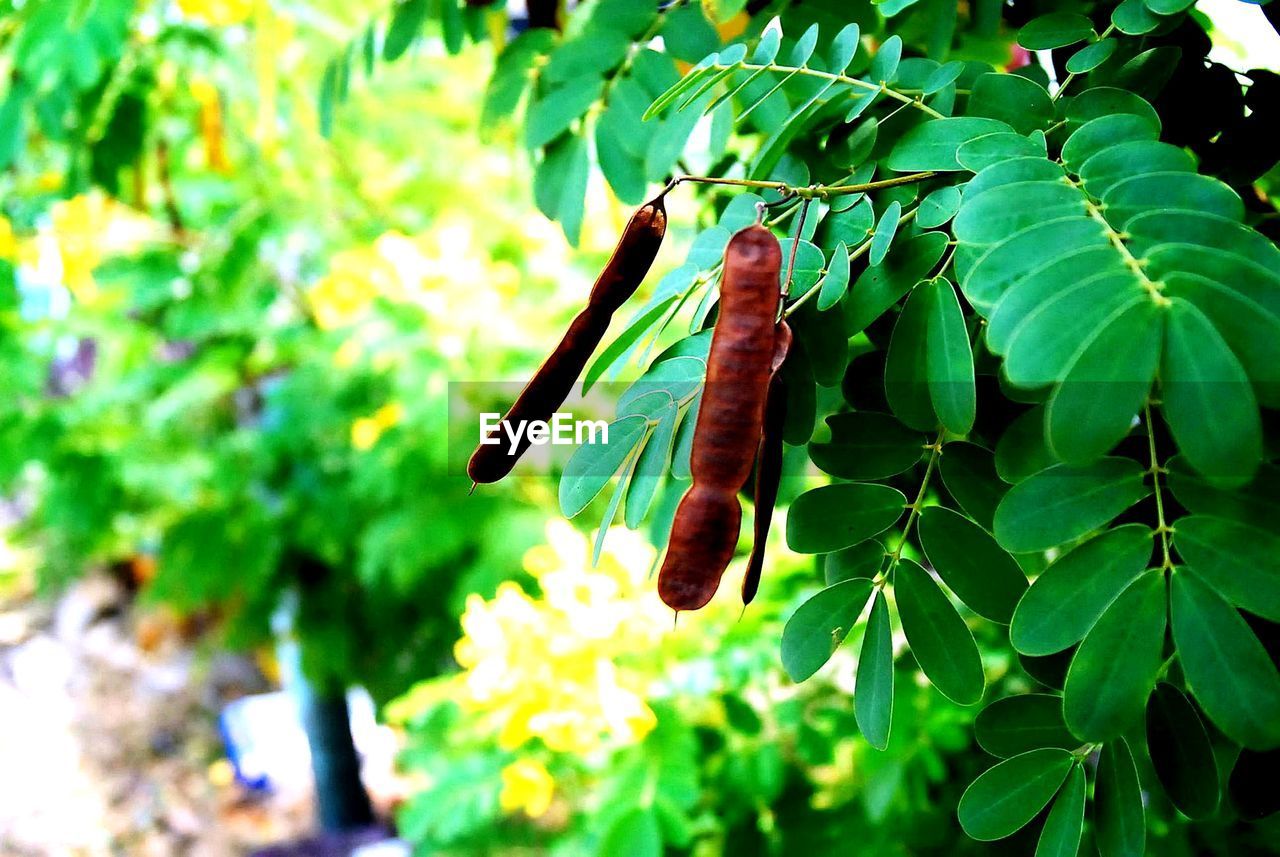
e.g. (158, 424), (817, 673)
(0, 571), (316, 855)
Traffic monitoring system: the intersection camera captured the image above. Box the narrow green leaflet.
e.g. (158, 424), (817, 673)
(625, 404), (679, 529)
(559, 414), (649, 517)
(1170, 570), (1280, 749)
(1010, 524), (1153, 656)
(922, 277), (976, 435)
(895, 559), (985, 705)
(1067, 39), (1118, 74)
(1035, 764), (1085, 857)
(868, 201), (901, 267)
(918, 506), (1027, 623)
(583, 296), (681, 393)
(786, 483), (907, 554)
(1173, 515), (1280, 621)
(808, 411), (925, 481)
(816, 242), (850, 310)
(957, 748), (1074, 841)
(1045, 299), (1162, 464)
(1166, 455), (1280, 533)
(995, 406), (1057, 484)
(1095, 739), (1146, 857)
(526, 77), (606, 150)
(1161, 298), (1262, 485)
(1062, 571), (1166, 742)
(975, 694), (1078, 758)
(383, 0), (428, 61)
(1146, 683), (1220, 819)
(1018, 13), (1095, 50)
(856, 589), (894, 750)
(993, 457), (1150, 553)
(781, 577), (875, 682)
(884, 284), (937, 431)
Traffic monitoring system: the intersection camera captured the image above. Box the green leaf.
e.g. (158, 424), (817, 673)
(995, 406), (1056, 484)
(1035, 764), (1085, 857)
(1166, 455), (1280, 533)
(384, 0), (428, 61)
(625, 405), (679, 529)
(787, 483), (907, 554)
(1063, 571), (1166, 742)
(1045, 298), (1162, 464)
(856, 589), (894, 750)
(781, 578), (875, 682)
(1112, 0), (1163, 35)
(958, 749), (1074, 840)
(558, 414), (649, 517)
(846, 232), (949, 334)
(1066, 38), (1118, 74)
(895, 558), (985, 705)
(808, 411), (925, 481)
(994, 458), (1150, 553)
(976, 694), (1078, 758)
(886, 117), (1014, 172)
(868, 35), (903, 83)
(1095, 739), (1145, 857)
(953, 182), (1084, 247)
(1061, 114), (1159, 173)
(919, 506), (1027, 623)
(1171, 569), (1280, 749)
(1173, 515), (1280, 621)
(885, 284), (938, 431)
(816, 243), (851, 311)
(938, 442), (1006, 532)
(583, 297), (680, 393)
(956, 133), (1046, 172)
(1161, 298), (1261, 485)
(526, 77), (605, 149)
(923, 61), (965, 95)
(1018, 13), (1095, 50)
(779, 238), (827, 292)
(1146, 683), (1220, 819)
(533, 133), (591, 244)
(482, 30), (558, 134)
(1010, 524), (1153, 656)
(967, 73), (1054, 135)
(600, 807), (662, 857)
(868, 201), (902, 267)
(829, 22), (862, 73)
(922, 277), (975, 435)
(916, 186), (962, 228)
(825, 540), (886, 585)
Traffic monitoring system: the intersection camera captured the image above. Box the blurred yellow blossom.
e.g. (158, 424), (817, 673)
(0, 216), (14, 261)
(350, 402), (404, 451)
(452, 520), (668, 754)
(49, 194), (124, 305)
(499, 758), (555, 818)
(178, 0), (252, 26)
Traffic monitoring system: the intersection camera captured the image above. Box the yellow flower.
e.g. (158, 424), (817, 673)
(50, 193), (119, 303)
(499, 758), (555, 818)
(0, 216), (14, 261)
(178, 0), (252, 26)
(350, 401), (404, 450)
(449, 520), (667, 755)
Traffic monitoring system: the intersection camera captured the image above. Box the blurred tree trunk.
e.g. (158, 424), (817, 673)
(298, 682), (374, 831)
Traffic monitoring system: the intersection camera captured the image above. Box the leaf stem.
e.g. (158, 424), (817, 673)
(878, 436), (943, 586)
(714, 60), (947, 119)
(669, 171), (935, 200)
(1144, 402), (1174, 570)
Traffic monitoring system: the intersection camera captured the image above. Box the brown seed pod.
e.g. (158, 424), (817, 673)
(658, 224), (782, 612)
(467, 195), (667, 484)
(742, 320), (792, 606)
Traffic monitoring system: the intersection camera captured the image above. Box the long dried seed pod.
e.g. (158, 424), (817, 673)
(468, 195), (667, 484)
(658, 224), (782, 612)
(742, 320), (792, 606)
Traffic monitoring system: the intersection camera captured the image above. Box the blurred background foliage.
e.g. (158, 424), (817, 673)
(2, 0), (1279, 855)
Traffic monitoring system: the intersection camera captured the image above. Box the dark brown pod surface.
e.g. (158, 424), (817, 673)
(658, 225), (782, 611)
(742, 320), (792, 606)
(467, 196), (667, 484)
